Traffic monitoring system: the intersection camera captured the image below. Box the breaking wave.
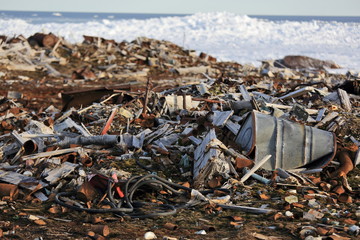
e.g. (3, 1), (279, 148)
(1, 12), (359, 70)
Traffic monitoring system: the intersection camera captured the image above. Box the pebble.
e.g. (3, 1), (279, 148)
(284, 195), (298, 204)
(285, 211), (294, 217)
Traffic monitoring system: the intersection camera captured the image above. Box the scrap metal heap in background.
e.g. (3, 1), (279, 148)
(0, 33), (359, 239)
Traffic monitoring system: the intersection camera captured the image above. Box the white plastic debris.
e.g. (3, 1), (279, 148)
(144, 231), (157, 239)
(195, 230), (207, 235)
(285, 211), (294, 217)
(348, 225), (359, 236)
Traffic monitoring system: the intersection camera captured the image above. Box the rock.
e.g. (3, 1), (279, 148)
(275, 55), (341, 69)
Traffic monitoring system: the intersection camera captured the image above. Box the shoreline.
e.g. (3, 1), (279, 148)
(1, 12), (360, 71)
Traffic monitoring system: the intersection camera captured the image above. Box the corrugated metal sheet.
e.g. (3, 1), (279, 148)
(235, 111), (336, 170)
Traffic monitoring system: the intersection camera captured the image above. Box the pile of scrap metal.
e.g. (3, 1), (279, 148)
(0, 33), (359, 238)
(1, 68), (359, 219)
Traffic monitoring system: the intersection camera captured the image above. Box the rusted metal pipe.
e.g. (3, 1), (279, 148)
(11, 131), (38, 154)
(142, 77), (151, 115)
(100, 108), (117, 135)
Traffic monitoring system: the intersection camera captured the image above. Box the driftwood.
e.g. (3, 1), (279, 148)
(6, 64), (37, 71)
(315, 111), (339, 127)
(337, 88), (352, 112)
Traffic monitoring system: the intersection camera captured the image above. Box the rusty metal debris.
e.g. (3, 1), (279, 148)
(0, 32), (359, 239)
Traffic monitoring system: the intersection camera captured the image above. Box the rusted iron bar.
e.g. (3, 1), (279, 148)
(100, 108), (118, 135)
(142, 77), (151, 115)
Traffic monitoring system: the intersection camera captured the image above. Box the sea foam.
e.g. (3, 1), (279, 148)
(1, 12), (359, 70)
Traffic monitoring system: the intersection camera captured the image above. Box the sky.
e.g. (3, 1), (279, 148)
(1, 0), (359, 16)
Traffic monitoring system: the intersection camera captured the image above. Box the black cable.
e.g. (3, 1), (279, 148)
(54, 192), (133, 213)
(54, 174), (231, 218)
(55, 174), (184, 218)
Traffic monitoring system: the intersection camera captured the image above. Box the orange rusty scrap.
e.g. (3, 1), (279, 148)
(91, 224), (110, 237)
(0, 183), (19, 200)
(77, 182), (99, 202)
(331, 151), (354, 178)
(338, 193), (353, 203)
(163, 222), (178, 230)
(235, 157), (254, 170)
(100, 108), (117, 135)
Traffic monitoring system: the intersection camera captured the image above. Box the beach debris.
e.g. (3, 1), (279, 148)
(0, 33), (358, 240)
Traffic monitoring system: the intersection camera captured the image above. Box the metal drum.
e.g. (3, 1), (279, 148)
(235, 111), (336, 170)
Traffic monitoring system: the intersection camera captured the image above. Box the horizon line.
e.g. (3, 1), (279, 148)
(1, 9), (359, 18)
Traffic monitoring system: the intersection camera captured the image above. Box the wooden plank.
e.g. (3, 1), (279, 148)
(315, 111), (339, 128)
(6, 64), (37, 71)
(337, 88), (352, 112)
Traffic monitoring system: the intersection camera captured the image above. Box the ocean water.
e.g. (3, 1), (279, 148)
(1, 10), (359, 71)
